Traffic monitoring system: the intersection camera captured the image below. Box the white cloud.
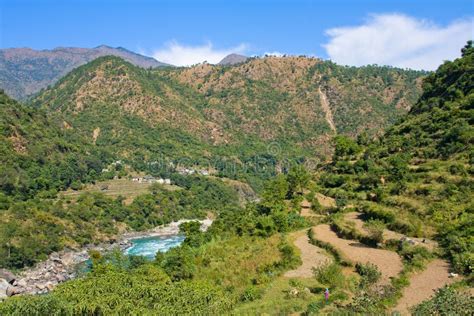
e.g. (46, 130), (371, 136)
(264, 51), (284, 57)
(323, 14), (473, 70)
(151, 41), (248, 66)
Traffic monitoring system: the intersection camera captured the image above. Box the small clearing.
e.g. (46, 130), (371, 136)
(92, 127), (100, 144)
(284, 231), (331, 278)
(344, 212), (368, 235)
(313, 224), (403, 284)
(393, 259), (455, 315)
(61, 178), (181, 204)
(300, 197), (326, 219)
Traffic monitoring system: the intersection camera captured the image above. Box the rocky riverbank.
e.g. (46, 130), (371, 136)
(0, 219), (212, 298)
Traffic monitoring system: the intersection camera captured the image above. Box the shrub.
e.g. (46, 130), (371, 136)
(313, 262), (345, 289)
(306, 301), (323, 314)
(277, 240), (301, 269)
(310, 196), (322, 214)
(240, 286), (263, 302)
(356, 263), (381, 287)
(398, 243), (432, 270)
(363, 219), (385, 245)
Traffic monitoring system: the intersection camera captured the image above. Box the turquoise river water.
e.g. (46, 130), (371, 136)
(124, 235), (185, 259)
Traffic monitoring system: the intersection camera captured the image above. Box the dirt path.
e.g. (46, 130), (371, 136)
(315, 193), (336, 208)
(284, 231), (331, 278)
(313, 224), (403, 284)
(393, 259), (455, 315)
(318, 86), (336, 133)
(300, 199), (313, 217)
(300, 195), (332, 218)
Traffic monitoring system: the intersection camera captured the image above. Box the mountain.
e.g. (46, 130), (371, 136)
(32, 55), (425, 164)
(218, 53), (248, 65)
(317, 41), (473, 275)
(0, 45), (168, 100)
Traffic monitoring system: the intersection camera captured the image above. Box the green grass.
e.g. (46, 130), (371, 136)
(234, 277), (325, 315)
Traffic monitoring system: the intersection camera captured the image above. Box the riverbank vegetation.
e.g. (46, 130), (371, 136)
(0, 175), (238, 269)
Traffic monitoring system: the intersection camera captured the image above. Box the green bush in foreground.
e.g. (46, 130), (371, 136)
(356, 262), (381, 287)
(411, 286), (474, 315)
(313, 262), (345, 289)
(0, 264), (233, 315)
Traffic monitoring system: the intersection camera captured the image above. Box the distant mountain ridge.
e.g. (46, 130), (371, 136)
(0, 45), (168, 99)
(218, 54), (248, 65)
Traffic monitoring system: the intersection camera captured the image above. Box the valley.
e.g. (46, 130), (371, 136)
(0, 39), (472, 315)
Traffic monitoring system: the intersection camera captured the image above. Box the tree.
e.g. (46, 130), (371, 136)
(461, 40), (473, 57)
(333, 135), (361, 160)
(159, 246), (196, 281)
(179, 221), (205, 247)
(286, 165), (310, 196)
(260, 174), (289, 213)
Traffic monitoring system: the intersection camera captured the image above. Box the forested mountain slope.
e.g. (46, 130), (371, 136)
(0, 91), (110, 200)
(32, 55), (425, 162)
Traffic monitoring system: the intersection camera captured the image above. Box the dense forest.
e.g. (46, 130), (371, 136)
(0, 43), (472, 314)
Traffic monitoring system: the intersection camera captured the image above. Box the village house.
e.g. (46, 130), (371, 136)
(131, 176), (171, 185)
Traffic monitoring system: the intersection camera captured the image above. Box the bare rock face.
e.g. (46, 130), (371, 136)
(14, 279), (27, 288)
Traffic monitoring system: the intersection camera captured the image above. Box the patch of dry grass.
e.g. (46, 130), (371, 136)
(61, 178), (181, 204)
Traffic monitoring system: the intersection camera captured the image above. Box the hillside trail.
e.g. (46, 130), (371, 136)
(312, 224), (403, 285)
(392, 259), (455, 315)
(284, 230), (331, 278)
(285, 195), (334, 278)
(343, 212), (456, 314)
(289, 195), (454, 312)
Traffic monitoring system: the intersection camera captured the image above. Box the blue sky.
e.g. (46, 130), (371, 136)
(1, 0), (473, 69)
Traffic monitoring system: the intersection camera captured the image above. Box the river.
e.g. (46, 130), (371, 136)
(8, 219), (211, 296)
(125, 235), (185, 259)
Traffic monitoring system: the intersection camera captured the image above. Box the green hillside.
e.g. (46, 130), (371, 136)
(0, 91), (111, 200)
(317, 41), (473, 275)
(0, 46), (167, 100)
(24, 55), (425, 192)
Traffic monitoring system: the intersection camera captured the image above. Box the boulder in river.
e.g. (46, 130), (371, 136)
(0, 269), (16, 284)
(15, 279), (27, 288)
(6, 286), (21, 297)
